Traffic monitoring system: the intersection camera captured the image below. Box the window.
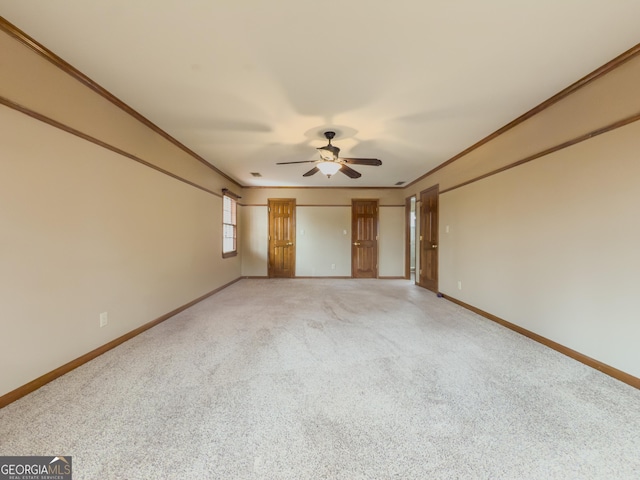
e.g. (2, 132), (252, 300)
(222, 190), (238, 258)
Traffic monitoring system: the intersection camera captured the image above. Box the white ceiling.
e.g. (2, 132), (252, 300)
(2, 1), (639, 187)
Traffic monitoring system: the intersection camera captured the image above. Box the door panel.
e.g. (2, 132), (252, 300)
(419, 186), (439, 292)
(352, 199), (378, 278)
(268, 199), (296, 278)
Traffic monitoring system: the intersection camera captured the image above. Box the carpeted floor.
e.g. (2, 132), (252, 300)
(1, 279), (639, 479)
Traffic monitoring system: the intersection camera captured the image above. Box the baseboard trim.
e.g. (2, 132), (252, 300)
(244, 276), (406, 280)
(442, 294), (639, 390)
(295, 276), (352, 279)
(0, 277), (243, 409)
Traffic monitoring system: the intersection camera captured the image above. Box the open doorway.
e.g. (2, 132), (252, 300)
(405, 196), (417, 282)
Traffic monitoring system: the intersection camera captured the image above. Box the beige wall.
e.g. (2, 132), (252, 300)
(241, 188), (406, 278)
(296, 207), (352, 277)
(411, 53), (640, 378)
(239, 205), (269, 277)
(405, 53), (640, 197)
(0, 31), (241, 398)
(240, 202), (406, 278)
(241, 187), (405, 206)
(379, 206), (405, 277)
(438, 121), (640, 377)
(0, 30), (239, 194)
(0, 107), (240, 396)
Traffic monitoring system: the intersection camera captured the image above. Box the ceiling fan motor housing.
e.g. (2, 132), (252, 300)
(318, 144), (340, 161)
(318, 131), (339, 160)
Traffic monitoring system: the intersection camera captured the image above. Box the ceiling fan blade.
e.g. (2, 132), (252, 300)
(341, 158), (382, 166)
(276, 160), (318, 165)
(339, 164), (362, 178)
(303, 167), (319, 177)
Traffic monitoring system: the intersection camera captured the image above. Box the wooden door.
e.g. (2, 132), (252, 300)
(352, 199), (378, 278)
(268, 199), (296, 278)
(419, 186), (439, 292)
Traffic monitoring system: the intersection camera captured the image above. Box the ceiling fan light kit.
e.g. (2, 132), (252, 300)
(276, 131), (382, 180)
(317, 161), (341, 177)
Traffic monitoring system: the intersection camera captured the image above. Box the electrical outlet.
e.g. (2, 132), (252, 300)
(99, 312), (108, 328)
(457, 281), (462, 290)
(331, 264), (336, 270)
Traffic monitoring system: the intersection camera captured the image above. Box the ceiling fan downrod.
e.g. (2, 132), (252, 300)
(324, 131), (336, 143)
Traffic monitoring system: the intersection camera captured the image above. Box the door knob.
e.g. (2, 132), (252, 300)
(432, 244), (438, 249)
(353, 242), (361, 246)
(286, 242), (293, 246)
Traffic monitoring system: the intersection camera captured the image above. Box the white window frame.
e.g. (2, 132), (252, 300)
(222, 189), (238, 258)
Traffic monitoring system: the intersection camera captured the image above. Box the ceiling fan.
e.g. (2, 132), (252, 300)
(276, 131), (382, 178)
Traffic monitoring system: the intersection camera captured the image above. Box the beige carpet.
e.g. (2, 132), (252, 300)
(1, 279), (639, 479)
